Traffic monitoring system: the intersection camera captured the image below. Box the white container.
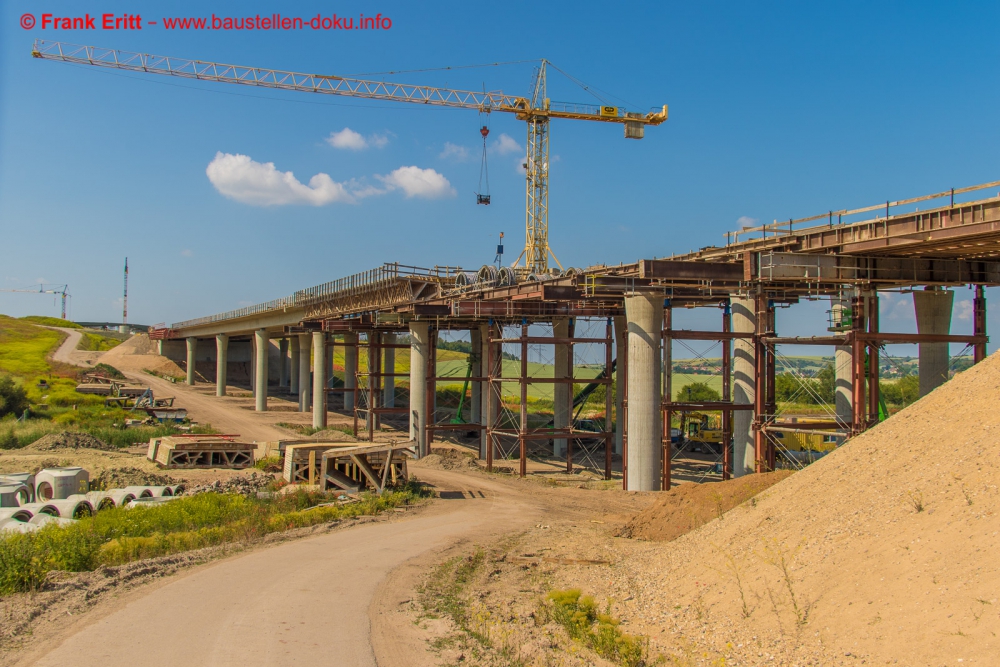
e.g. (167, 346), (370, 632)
(35, 467), (89, 501)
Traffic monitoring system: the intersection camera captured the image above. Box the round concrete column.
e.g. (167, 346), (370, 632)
(624, 294), (662, 491)
(216, 334), (229, 397)
(254, 329), (269, 412)
(914, 287), (954, 397)
(553, 317), (571, 457)
(731, 296), (756, 477)
(470, 327), (482, 426)
(185, 337), (197, 386)
(344, 333), (358, 412)
(312, 332), (327, 428)
(297, 333), (311, 412)
(383, 333), (396, 408)
(831, 298), (852, 436)
(409, 322), (429, 458)
(278, 338), (289, 389)
(290, 336), (300, 396)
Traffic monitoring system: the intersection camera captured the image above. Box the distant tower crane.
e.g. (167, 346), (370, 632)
(31, 41), (668, 276)
(0, 284), (70, 319)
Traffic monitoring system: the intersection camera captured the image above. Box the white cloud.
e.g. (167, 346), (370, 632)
(206, 152), (353, 206)
(956, 299), (973, 321)
(736, 216), (758, 228)
(492, 133), (521, 155)
(439, 142), (470, 161)
(180, 249), (193, 257)
(377, 166), (455, 199)
(325, 128), (390, 150)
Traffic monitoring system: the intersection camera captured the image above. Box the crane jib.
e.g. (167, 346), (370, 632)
(31, 40), (667, 276)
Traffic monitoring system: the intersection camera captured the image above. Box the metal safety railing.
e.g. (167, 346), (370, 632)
(171, 262), (462, 329)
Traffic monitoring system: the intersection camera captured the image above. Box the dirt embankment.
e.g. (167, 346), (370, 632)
(96, 334), (184, 377)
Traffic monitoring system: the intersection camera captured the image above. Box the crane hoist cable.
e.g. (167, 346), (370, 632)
(477, 111), (491, 205)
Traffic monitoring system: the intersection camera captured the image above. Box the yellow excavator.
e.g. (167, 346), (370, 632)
(679, 412), (725, 452)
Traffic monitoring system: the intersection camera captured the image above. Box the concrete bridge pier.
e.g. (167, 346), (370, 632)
(914, 287), (954, 396)
(624, 294), (662, 491)
(186, 337), (197, 386)
(297, 333), (311, 411)
(279, 339), (289, 389)
(832, 297), (852, 436)
(290, 336), (300, 396)
(344, 333), (357, 412)
(216, 334), (228, 397)
(383, 333), (396, 408)
(731, 296), (756, 477)
(254, 329), (268, 412)
(312, 332), (327, 429)
(409, 322), (430, 458)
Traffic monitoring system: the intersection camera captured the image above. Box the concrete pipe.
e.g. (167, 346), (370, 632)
(168, 484), (186, 496)
(146, 485), (173, 497)
(47, 498), (94, 519)
(0, 507), (33, 522)
(127, 497), (177, 509)
(19, 502), (60, 517)
(86, 492), (117, 511)
(107, 490), (137, 507)
(0, 484), (32, 508)
(35, 467), (89, 501)
(122, 485), (155, 499)
(0, 518), (38, 533)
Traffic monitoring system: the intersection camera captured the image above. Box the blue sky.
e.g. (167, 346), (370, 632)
(1, 1), (999, 354)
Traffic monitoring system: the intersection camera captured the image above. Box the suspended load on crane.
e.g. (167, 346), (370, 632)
(476, 121), (491, 205)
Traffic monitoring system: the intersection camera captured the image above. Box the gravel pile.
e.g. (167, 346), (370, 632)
(91, 467), (178, 490)
(28, 431), (116, 452)
(181, 472), (274, 497)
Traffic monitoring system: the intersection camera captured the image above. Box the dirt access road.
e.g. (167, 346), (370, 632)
(17, 469), (542, 667)
(46, 326), (103, 366)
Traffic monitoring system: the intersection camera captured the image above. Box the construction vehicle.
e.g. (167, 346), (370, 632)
(31, 41), (667, 276)
(680, 412), (725, 452)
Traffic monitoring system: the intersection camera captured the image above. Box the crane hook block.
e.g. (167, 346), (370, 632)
(480, 126), (490, 138)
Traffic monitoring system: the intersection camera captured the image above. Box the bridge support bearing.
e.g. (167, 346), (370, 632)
(290, 336), (300, 396)
(624, 294), (662, 491)
(409, 322), (429, 458)
(297, 333), (311, 411)
(255, 329), (269, 412)
(312, 332), (327, 429)
(216, 334), (228, 397)
(186, 337), (197, 386)
(731, 296), (756, 477)
(914, 287), (954, 397)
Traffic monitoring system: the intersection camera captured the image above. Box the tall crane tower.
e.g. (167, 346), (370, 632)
(32, 41), (667, 275)
(0, 284), (70, 318)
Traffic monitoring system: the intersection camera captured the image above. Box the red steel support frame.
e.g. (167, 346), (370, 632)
(604, 319), (614, 480)
(851, 295), (867, 435)
(353, 333), (411, 441)
(721, 302), (733, 480)
(867, 292), (880, 426)
(974, 285), (988, 363)
(662, 306), (672, 490)
(753, 293), (770, 473)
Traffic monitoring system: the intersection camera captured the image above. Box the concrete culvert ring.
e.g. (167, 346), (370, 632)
(139, 489), (153, 498)
(97, 497), (116, 510)
(37, 482), (53, 501)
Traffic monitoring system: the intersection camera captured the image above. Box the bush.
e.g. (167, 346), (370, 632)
(0, 375), (29, 418)
(677, 381), (720, 402)
(544, 588), (651, 667)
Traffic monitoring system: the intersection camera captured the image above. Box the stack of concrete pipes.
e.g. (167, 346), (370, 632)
(0, 468), (184, 534)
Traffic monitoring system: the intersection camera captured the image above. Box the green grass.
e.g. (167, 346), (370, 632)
(0, 484), (426, 594)
(18, 316), (80, 329)
(542, 589), (653, 667)
(0, 315), (65, 377)
(77, 332), (122, 352)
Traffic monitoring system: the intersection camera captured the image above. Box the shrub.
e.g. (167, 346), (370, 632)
(677, 381), (720, 402)
(544, 588), (652, 667)
(0, 375), (29, 418)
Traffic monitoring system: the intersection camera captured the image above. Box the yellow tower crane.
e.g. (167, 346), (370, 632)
(31, 41), (667, 276)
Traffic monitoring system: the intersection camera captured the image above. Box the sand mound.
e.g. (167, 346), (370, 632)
(27, 431), (116, 452)
(418, 447), (479, 470)
(90, 467), (178, 490)
(611, 351), (1000, 664)
(617, 470), (792, 541)
(98, 334), (184, 376)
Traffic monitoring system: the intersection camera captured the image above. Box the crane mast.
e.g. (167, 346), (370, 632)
(31, 41), (667, 275)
